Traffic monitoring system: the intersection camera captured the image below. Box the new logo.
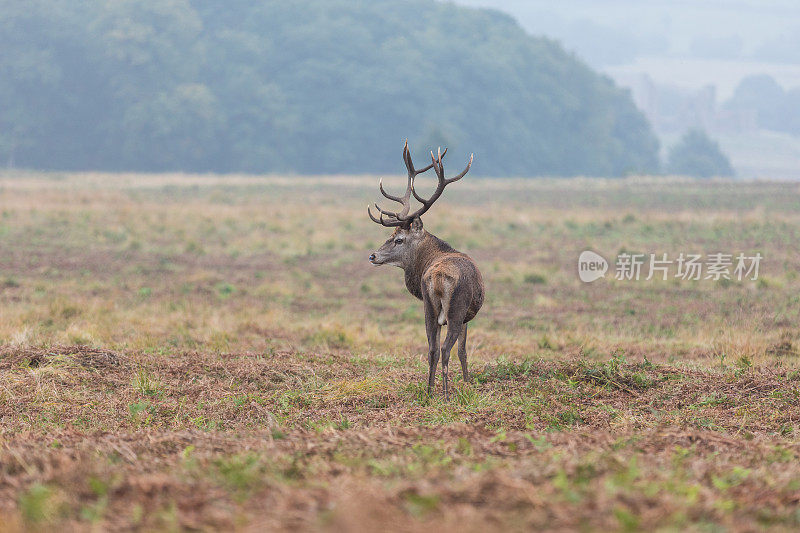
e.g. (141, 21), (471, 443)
(578, 250), (608, 283)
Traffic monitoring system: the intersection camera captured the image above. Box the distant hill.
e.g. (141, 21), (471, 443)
(0, 0), (659, 176)
(452, 0), (800, 67)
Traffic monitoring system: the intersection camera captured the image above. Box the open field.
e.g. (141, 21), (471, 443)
(2, 173), (800, 531)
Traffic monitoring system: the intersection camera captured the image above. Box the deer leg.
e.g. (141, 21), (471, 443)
(440, 321), (462, 401)
(428, 324), (441, 397)
(441, 286), (471, 401)
(424, 295), (441, 397)
(458, 323), (469, 383)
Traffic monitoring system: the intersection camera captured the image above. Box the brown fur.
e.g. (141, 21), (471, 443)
(370, 226), (484, 399)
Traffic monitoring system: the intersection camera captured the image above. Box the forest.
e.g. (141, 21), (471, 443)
(0, 0), (660, 176)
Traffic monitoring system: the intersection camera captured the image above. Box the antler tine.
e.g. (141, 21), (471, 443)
(403, 147), (472, 222)
(430, 146), (473, 184)
(373, 140), (428, 226)
(411, 146), (447, 175)
(404, 140), (447, 176)
(378, 177), (403, 203)
(373, 202), (402, 218)
(411, 147), (448, 204)
(445, 151), (473, 184)
(376, 141), (413, 206)
(367, 204), (382, 224)
(367, 204), (406, 227)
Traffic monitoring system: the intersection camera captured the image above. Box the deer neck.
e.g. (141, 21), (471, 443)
(403, 232), (455, 300)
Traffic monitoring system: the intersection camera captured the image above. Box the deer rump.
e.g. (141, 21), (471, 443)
(423, 254), (483, 327)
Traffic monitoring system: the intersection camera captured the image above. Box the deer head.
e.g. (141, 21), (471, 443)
(368, 141), (472, 268)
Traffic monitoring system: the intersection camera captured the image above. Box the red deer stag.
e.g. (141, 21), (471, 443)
(368, 141), (484, 400)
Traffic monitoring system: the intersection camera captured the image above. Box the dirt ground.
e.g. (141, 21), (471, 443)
(1, 174), (800, 531)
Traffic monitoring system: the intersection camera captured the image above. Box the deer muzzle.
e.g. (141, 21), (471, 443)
(369, 251), (390, 265)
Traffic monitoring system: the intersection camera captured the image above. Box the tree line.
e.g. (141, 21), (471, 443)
(0, 0), (661, 176)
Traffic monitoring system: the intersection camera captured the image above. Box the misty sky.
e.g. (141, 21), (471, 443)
(451, 1), (800, 99)
(456, 0), (800, 64)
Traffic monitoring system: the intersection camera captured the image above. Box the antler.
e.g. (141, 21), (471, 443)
(368, 141), (472, 227)
(368, 140), (447, 227)
(408, 147), (473, 222)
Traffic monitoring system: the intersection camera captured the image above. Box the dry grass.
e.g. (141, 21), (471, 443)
(1, 173), (800, 530)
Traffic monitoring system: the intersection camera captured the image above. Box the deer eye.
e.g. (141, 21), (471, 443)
(394, 238), (404, 245)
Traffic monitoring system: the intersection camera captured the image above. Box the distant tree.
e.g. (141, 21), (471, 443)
(121, 84), (224, 171)
(0, 0), (97, 168)
(724, 75), (787, 133)
(782, 88), (800, 136)
(667, 130), (734, 178)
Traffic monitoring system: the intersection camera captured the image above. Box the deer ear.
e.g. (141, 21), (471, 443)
(410, 217), (423, 231)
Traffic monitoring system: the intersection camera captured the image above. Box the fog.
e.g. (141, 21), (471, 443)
(2, 1), (798, 177)
(453, 0), (800, 178)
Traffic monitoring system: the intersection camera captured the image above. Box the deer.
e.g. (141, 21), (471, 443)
(368, 141), (484, 401)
